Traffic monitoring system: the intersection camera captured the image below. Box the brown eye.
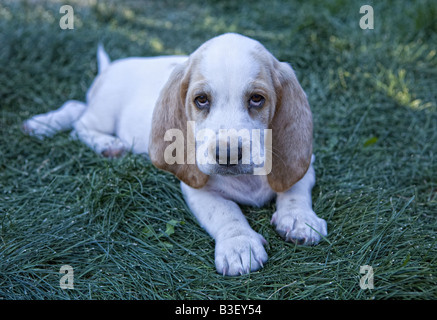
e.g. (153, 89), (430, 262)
(249, 94), (265, 109)
(195, 95), (210, 109)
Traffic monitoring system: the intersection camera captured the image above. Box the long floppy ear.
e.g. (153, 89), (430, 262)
(267, 61), (313, 192)
(149, 62), (209, 188)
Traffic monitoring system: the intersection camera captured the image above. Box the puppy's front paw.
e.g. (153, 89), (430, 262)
(271, 209), (327, 245)
(215, 231), (268, 276)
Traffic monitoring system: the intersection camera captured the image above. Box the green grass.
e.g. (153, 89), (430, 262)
(0, 0), (436, 300)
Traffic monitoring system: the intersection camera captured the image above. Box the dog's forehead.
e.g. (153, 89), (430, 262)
(196, 34), (264, 86)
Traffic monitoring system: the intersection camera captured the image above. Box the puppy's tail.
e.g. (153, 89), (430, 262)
(97, 43), (111, 74)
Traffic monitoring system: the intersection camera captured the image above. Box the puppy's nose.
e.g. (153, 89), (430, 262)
(216, 145), (243, 166)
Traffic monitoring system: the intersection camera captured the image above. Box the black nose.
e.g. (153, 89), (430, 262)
(216, 145), (243, 166)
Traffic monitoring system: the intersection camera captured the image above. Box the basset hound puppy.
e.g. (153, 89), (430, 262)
(23, 33), (327, 276)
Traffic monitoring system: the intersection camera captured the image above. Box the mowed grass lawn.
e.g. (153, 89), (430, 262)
(0, 0), (436, 300)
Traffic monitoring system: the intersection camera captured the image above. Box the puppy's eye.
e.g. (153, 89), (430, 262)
(194, 95), (210, 109)
(249, 94), (265, 109)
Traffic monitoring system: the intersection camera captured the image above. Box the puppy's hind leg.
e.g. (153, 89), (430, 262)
(71, 120), (127, 158)
(22, 100), (86, 139)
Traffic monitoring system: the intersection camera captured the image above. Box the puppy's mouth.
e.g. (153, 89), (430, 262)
(211, 163), (253, 176)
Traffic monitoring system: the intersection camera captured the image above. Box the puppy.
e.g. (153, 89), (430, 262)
(23, 33), (327, 276)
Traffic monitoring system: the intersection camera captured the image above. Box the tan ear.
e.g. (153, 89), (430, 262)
(149, 62), (209, 188)
(267, 61), (313, 192)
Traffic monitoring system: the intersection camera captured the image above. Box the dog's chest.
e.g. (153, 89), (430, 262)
(207, 175), (275, 207)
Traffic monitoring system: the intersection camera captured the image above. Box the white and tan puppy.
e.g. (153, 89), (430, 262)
(23, 33), (327, 276)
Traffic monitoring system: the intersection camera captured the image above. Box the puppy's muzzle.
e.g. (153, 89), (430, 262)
(216, 145), (243, 167)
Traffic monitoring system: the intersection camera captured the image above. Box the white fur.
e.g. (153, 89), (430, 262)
(23, 33), (327, 276)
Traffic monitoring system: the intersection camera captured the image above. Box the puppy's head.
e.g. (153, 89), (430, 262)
(149, 33), (312, 192)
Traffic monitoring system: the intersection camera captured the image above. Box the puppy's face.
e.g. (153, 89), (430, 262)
(150, 33), (313, 192)
(184, 36), (276, 176)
